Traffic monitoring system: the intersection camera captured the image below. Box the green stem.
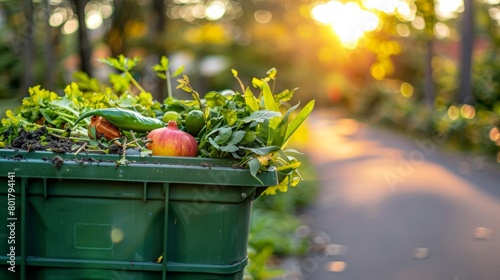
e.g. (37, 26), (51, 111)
(20, 120), (65, 134)
(125, 71), (147, 93)
(192, 90), (204, 112)
(166, 70), (173, 99)
(129, 130), (145, 150)
(51, 104), (79, 117)
(59, 116), (76, 126)
(234, 76), (245, 94)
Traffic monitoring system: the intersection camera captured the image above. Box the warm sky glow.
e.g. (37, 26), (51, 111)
(435, 0), (464, 19)
(311, 1), (379, 49)
(312, 0), (464, 48)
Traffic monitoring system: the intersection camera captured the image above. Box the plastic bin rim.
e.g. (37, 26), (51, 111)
(0, 149), (279, 186)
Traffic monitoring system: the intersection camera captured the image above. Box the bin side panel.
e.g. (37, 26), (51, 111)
(168, 184), (253, 264)
(27, 195), (165, 262)
(0, 158), (264, 280)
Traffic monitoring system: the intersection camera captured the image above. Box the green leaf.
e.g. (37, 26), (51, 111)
(99, 55), (140, 72)
(171, 65), (184, 77)
(205, 91), (227, 108)
(240, 131), (256, 145)
(242, 146), (280, 156)
(262, 82), (279, 112)
(72, 71), (101, 93)
(241, 110), (281, 123)
(89, 126), (97, 139)
(152, 56), (169, 79)
(214, 127), (232, 145)
(221, 109), (237, 126)
(208, 137), (221, 150)
(248, 158), (264, 185)
(227, 130), (246, 145)
(261, 82), (281, 145)
(283, 148), (303, 155)
(219, 144), (239, 152)
(109, 73), (131, 93)
(160, 56), (169, 68)
(252, 78), (264, 89)
(283, 100), (315, 144)
(271, 103), (299, 147)
(39, 108), (54, 123)
(276, 161), (301, 174)
(274, 88), (297, 103)
(266, 67), (277, 80)
(244, 87), (259, 113)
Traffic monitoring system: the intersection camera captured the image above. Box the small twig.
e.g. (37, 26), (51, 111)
(128, 130), (144, 149)
(115, 137), (129, 166)
(74, 142), (87, 156)
(122, 137), (127, 156)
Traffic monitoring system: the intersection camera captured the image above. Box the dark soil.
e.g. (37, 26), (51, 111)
(52, 155), (64, 169)
(9, 127), (77, 153)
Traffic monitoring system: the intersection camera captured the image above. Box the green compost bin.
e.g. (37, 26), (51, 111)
(0, 149), (278, 280)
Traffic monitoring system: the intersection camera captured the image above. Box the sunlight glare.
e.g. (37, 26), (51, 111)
(435, 0), (463, 19)
(363, 0), (399, 14)
(206, 1), (226, 21)
(311, 1), (379, 48)
(488, 7), (500, 21)
(396, 2), (415, 21)
(86, 11), (103, 30)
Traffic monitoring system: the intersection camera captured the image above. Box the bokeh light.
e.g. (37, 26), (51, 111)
(86, 11), (103, 30)
(447, 105), (460, 120)
(400, 82), (414, 98)
(254, 10), (272, 24)
(62, 18), (78, 35)
(396, 24), (411, 37)
(434, 22), (451, 39)
(49, 11), (65, 27)
(489, 127), (500, 142)
(435, 0), (464, 19)
(167, 0), (241, 22)
(110, 228), (124, 243)
(460, 104), (476, 119)
(206, 1), (226, 20)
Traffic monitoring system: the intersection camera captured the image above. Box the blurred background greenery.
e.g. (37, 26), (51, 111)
(1, 0), (499, 158)
(1, 0), (500, 278)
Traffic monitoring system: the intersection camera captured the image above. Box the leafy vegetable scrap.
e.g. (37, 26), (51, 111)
(0, 55), (315, 195)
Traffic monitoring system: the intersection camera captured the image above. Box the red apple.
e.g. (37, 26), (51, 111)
(146, 121), (198, 157)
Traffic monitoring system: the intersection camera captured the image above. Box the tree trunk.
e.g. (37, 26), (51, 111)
(150, 0), (167, 100)
(457, 0), (474, 104)
(21, 0), (35, 93)
(73, 0), (93, 75)
(424, 39), (435, 107)
(44, 0), (54, 88)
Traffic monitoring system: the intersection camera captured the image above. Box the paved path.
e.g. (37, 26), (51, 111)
(296, 110), (500, 280)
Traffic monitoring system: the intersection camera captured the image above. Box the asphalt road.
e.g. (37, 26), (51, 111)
(292, 110), (500, 280)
